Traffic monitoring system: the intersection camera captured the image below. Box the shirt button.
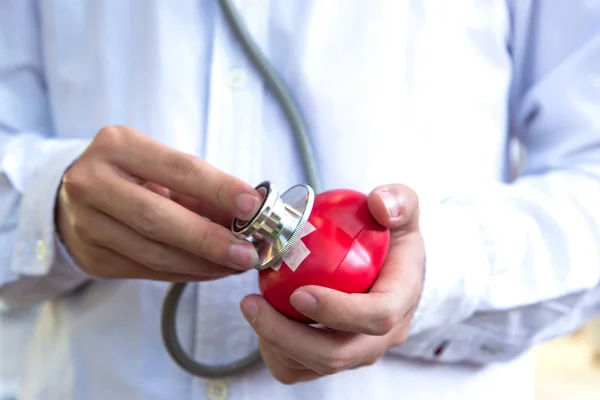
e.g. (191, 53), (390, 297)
(207, 380), (228, 400)
(226, 68), (248, 90)
(35, 240), (47, 262)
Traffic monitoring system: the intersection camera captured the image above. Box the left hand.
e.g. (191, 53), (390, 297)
(240, 184), (425, 384)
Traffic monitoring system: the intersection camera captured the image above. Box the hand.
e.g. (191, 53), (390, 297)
(240, 184), (424, 384)
(56, 126), (261, 282)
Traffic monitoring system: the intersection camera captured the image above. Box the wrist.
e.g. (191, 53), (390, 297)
(11, 139), (91, 278)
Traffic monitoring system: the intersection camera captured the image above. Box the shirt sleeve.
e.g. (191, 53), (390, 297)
(393, 1), (600, 363)
(0, 0), (92, 311)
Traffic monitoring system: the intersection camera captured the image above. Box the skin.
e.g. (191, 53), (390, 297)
(240, 184), (425, 384)
(57, 126), (425, 383)
(56, 125), (262, 282)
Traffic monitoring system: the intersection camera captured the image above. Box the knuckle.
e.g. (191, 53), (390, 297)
(328, 318), (346, 332)
(93, 125), (126, 151)
(142, 245), (172, 272)
(273, 371), (299, 386)
(262, 332), (280, 349)
(390, 329), (410, 348)
(320, 349), (351, 375)
(320, 359), (346, 375)
(326, 308), (349, 331)
(71, 219), (94, 243)
(133, 204), (161, 237)
(211, 180), (227, 206)
(260, 327), (282, 349)
(61, 164), (92, 199)
(164, 153), (197, 182)
(190, 226), (220, 260)
(323, 301), (352, 331)
(371, 313), (398, 336)
(191, 227), (210, 256)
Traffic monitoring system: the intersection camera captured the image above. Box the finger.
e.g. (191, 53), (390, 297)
(75, 163), (258, 271)
(241, 295), (382, 375)
(271, 347), (309, 370)
(258, 339), (320, 385)
(169, 191), (233, 227)
(370, 230), (424, 300)
(141, 181), (171, 198)
(290, 232), (425, 335)
(296, 232), (424, 334)
(94, 126), (261, 220)
(367, 184), (419, 233)
(143, 182), (232, 227)
(289, 286), (400, 336)
(82, 246), (207, 282)
(80, 208), (242, 279)
(269, 344), (377, 374)
(349, 357), (381, 370)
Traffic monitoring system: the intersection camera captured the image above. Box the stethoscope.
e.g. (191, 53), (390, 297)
(161, 0), (323, 378)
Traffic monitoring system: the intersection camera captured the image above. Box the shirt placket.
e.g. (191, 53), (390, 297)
(193, 1), (268, 399)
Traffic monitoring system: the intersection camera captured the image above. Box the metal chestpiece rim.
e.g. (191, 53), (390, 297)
(231, 181), (315, 271)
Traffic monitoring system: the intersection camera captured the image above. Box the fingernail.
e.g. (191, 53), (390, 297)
(228, 242), (259, 270)
(378, 190), (404, 220)
(290, 290), (318, 313)
(241, 298), (259, 322)
(235, 193), (261, 220)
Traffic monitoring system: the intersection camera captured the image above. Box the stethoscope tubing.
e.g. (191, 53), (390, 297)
(160, 0), (322, 378)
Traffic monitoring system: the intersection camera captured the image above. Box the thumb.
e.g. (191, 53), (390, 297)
(367, 184), (419, 232)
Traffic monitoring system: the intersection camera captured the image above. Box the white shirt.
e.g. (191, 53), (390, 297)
(0, 308), (38, 399)
(1, 0), (599, 399)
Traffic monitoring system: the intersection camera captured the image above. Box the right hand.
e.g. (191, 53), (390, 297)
(56, 126), (261, 282)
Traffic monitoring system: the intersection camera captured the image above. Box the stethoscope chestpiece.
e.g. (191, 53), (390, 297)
(231, 181), (314, 271)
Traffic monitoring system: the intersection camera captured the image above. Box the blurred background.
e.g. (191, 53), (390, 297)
(534, 318), (600, 399)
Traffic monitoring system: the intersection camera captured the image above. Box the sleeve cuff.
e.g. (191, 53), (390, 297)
(408, 199), (493, 336)
(11, 139), (92, 289)
(54, 229), (94, 281)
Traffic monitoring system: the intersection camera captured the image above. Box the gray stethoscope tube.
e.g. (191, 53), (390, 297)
(161, 0), (322, 378)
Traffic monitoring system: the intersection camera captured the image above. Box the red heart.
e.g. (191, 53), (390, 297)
(258, 189), (391, 323)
